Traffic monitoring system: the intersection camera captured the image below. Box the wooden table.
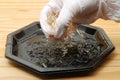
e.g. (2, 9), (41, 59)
(0, 0), (120, 80)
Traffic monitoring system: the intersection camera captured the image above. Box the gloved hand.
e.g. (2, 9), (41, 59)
(40, 0), (120, 39)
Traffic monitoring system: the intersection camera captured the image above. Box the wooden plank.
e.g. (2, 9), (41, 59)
(0, 66), (120, 80)
(0, 0), (120, 79)
(0, 0), (49, 3)
(0, 67), (41, 80)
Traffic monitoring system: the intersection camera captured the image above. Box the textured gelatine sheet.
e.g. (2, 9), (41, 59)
(21, 28), (103, 68)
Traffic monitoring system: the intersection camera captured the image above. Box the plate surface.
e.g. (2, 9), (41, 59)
(5, 22), (114, 78)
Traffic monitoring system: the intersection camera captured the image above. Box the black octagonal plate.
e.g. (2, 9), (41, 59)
(5, 21), (114, 78)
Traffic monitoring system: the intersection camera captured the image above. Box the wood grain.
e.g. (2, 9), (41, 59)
(0, 0), (120, 80)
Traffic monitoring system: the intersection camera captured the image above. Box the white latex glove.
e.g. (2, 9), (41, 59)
(40, 0), (120, 38)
